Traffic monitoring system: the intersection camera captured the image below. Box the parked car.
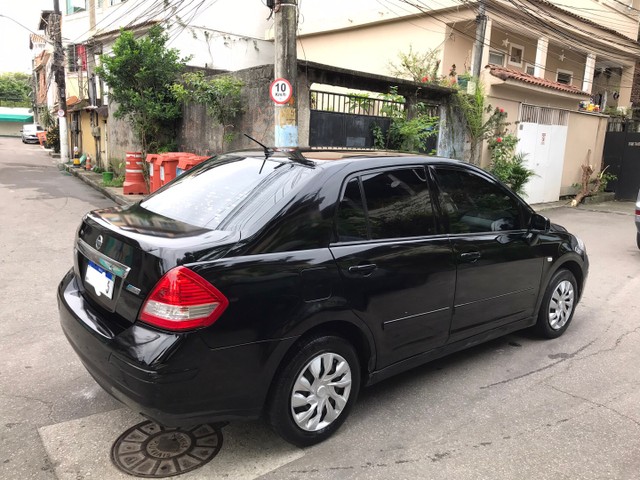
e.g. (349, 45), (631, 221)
(58, 149), (589, 446)
(636, 188), (640, 249)
(21, 124), (44, 144)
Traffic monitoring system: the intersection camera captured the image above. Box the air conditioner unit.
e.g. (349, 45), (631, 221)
(91, 126), (101, 138)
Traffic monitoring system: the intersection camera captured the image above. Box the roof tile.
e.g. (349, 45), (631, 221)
(487, 64), (590, 96)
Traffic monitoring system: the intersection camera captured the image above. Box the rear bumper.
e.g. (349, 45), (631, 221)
(58, 269), (296, 426)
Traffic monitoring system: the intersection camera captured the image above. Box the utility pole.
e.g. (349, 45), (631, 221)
(53, 0), (69, 164)
(273, 0), (298, 148)
(472, 0), (487, 78)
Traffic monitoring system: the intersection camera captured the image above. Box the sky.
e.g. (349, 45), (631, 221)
(0, 0), (53, 74)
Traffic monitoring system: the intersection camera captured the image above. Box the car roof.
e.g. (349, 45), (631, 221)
(226, 148), (466, 169)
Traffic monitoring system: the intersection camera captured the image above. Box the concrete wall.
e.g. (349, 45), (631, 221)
(561, 112), (608, 196)
(106, 105), (141, 165)
(0, 122), (23, 137)
(297, 10), (474, 79)
(178, 64), (312, 154)
(62, 0), (274, 71)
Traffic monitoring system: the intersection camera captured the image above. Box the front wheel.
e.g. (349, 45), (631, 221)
(267, 335), (361, 447)
(535, 269), (577, 339)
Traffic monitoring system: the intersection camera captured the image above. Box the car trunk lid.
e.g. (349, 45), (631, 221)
(74, 205), (240, 324)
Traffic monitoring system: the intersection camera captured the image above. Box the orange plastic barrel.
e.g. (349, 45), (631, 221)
(123, 151), (149, 195)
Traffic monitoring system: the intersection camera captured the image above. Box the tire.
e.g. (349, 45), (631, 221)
(636, 232), (640, 250)
(535, 269), (578, 339)
(267, 335), (361, 447)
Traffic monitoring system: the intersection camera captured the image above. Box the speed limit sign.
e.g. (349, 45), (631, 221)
(270, 78), (292, 104)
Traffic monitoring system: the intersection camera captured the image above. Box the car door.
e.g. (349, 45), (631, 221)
(431, 165), (545, 343)
(329, 166), (455, 368)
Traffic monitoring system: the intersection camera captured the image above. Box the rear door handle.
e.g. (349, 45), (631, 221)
(459, 251), (481, 263)
(348, 264), (377, 275)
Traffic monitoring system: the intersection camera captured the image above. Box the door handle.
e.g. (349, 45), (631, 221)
(348, 264), (377, 275)
(459, 251), (481, 263)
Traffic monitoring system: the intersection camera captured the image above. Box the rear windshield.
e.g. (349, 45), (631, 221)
(140, 154), (316, 231)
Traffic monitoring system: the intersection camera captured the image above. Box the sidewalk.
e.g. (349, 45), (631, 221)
(62, 163), (145, 206)
(62, 161), (636, 216)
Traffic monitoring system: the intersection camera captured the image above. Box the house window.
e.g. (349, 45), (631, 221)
(525, 63), (535, 76)
(489, 51), (505, 66)
(66, 0), (86, 14)
(556, 69), (573, 85)
(508, 44), (524, 67)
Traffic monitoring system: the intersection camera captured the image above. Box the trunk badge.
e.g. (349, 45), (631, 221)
(95, 235), (104, 250)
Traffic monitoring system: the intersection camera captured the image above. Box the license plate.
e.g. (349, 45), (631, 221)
(85, 261), (115, 299)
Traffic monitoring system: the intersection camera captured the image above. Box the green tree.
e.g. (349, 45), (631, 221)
(0, 72), (32, 107)
(96, 25), (188, 155)
(171, 72), (243, 145)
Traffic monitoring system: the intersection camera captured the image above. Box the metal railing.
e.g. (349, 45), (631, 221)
(310, 90), (405, 117)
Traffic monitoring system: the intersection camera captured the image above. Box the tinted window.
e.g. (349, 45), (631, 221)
(336, 178), (368, 242)
(362, 167), (436, 239)
(140, 155), (316, 230)
(434, 168), (524, 233)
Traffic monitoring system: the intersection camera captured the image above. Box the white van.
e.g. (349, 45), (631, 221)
(21, 124), (44, 144)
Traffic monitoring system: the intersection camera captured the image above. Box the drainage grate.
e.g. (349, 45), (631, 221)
(111, 421), (223, 478)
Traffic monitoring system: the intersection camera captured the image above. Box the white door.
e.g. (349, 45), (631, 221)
(517, 106), (569, 204)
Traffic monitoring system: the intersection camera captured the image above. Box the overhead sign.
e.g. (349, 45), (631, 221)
(270, 78), (293, 105)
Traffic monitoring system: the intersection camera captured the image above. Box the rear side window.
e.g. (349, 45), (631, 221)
(336, 167), (437, 241)
(433, 167), (524, 233)
(140, 155), (316, 230)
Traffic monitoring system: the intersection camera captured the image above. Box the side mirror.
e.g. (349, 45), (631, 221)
(529, 213), (550, 231)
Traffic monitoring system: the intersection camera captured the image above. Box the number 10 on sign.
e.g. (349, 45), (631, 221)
(270, 78), (293, 104)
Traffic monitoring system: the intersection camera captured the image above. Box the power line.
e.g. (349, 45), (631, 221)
(392, 0), (638, 89)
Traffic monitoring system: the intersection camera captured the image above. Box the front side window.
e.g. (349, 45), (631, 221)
(434, 168), (524, 234)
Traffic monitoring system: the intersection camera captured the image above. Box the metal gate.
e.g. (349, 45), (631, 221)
(309, 90), (400, 148)
(602, 119), (640, 200)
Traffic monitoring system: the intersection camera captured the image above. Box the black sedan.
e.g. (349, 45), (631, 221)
(58, 150), (588, 446)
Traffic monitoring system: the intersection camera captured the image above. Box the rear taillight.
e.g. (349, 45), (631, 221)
(139, 266), (229, 331)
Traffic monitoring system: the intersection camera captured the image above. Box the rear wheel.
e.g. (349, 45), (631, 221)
(636, 232), (640, 250)
(535, 269), (577, 339)
(267, 335), (360, 447)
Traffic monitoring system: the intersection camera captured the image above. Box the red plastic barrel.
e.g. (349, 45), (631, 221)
(123, 151), (149, 195)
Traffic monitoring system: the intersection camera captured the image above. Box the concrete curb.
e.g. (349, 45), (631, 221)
(61, 163), (145, 207)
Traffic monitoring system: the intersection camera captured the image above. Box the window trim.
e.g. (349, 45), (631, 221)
(556, 69), (573, 85)
(508, 44), (525, 67)
(488, 50), (506, 66)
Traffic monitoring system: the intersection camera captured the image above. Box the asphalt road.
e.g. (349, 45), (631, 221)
(1, 136), (639, 479)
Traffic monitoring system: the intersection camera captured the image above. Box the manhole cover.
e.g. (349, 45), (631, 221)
(111, 421), (223, 478)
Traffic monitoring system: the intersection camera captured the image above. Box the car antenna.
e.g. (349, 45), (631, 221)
(244, 133), (273, 174)
(244, 133), (273, 159)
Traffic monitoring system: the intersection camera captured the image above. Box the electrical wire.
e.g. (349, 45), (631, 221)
(392, 0), (639, 89)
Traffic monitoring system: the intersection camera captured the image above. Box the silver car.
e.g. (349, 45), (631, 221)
(21, 124), (44, 144)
